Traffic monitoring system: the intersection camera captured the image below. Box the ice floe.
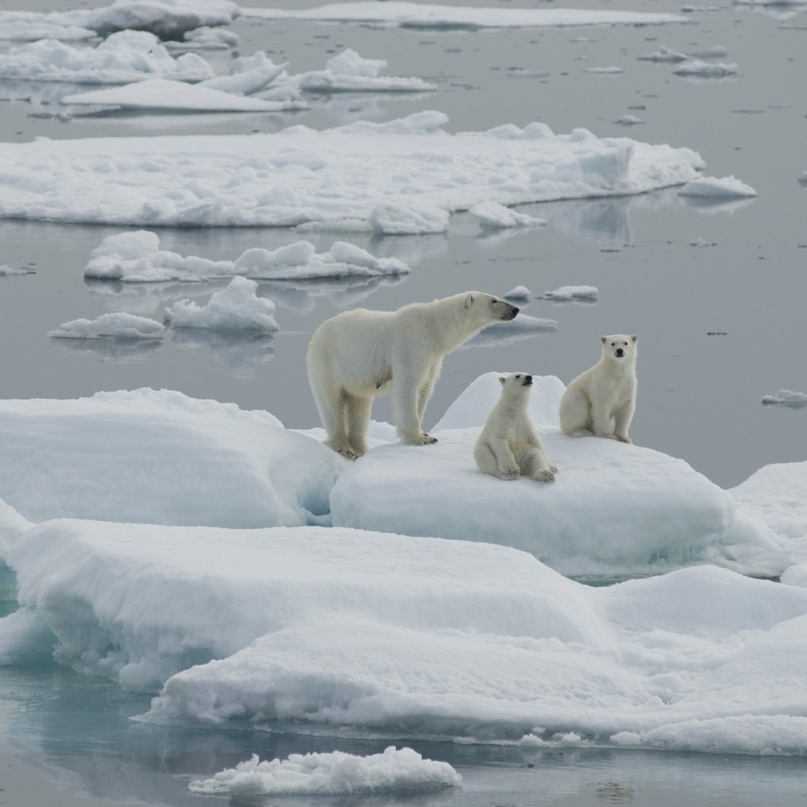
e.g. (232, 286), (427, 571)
(679, 175), (758, 199)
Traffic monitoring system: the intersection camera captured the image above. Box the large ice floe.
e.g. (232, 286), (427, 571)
(244, 1), (688, 29)
(1, 371), (807, 757)
(0, 112), (705, 229)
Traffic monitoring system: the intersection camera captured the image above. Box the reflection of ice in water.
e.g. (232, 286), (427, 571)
(170, 328), (275, 379)
(49, 335), (163, 363)
(306, 90), (435, 127)
(260, 274), (407, 314)
(464, 314), (557, 348)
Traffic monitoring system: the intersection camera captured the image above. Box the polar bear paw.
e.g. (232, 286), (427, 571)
(325, 439), (362, 461)
(498, 464), (520, 480)
(404, 431), (438, 446)
(614, 434), (632, 444)
(533, 468), (556, 483)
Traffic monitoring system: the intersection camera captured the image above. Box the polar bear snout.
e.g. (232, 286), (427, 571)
(522, 374), (533, 386)
(615, 347), (625, 357)
(502, 304), (519, 321)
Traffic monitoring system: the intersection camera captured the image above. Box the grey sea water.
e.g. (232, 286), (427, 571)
(0, 0), (806, 804)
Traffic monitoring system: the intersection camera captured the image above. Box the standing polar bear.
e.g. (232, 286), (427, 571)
(307, 291), (519, 459)
(559, 334), (638, 443)
(475, 373), (557, 482)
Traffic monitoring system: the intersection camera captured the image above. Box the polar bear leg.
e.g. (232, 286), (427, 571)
(345, 392), (373, 457)
(394, 368), (437, 445)
(517, 445), (556, 483)
(475, 442), (519, 480)
(590, 400), (618, 440)
(560, 389), (594, 437)
(612, 400), (634, 444)
(308, 373), (358, 459)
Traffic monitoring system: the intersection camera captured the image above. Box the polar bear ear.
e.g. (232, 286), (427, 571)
(464, 292), (475, 309)
(499, 376), (506, 385)
(600, 335), (607, 344)
(631, 334), (638, 343)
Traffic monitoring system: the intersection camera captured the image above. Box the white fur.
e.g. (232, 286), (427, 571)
(559, 333), (638, 443)
(474, 373), (557, 482)
(307, 291), (519, 459)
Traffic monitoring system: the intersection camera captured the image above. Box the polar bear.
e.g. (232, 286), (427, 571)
(307, 291), (519, 459)
(559, 334), (638, 443)
(474, 373), (557, 482)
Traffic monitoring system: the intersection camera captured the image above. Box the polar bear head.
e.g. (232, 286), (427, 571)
(463, 292), (519, 324)
(600, 333), (638, 362)
(500, 372), (533, 390)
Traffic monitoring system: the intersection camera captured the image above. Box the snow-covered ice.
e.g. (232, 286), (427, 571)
(0, 372), (806, 755)
(244, 2), (689, 29)
(503, 285), (532, 301)
(188, 747), (461, 797)
(82, 0), (240, 39)
(0, 112), (706, 229)
(0, 30), (214, 84)
(61, 78), (301, 112)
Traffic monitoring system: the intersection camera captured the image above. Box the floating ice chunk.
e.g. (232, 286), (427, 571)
(679, 175), (757, 198)
(614, 114), (644, 126)
(761, 390), (807, 408)
(299, 47), (436, 92)
(470, 201), (547, 229)
(586, 65), (623, 74)
(369, 203), (450, 235)
(62, 78), (298, 112)
(673, 60), (739, 77)
(638, 46), (687, 62)
(503, 285), (532, 301)
(200, 52), (287, 94)
(84, 0), (241, 38)
(163, 26), (238, 51)
(0, 30), (213, 83)
(541, 285), (598, 302)
(188, 747), (461, 797)
(48, 312), (165, 340)
(84, 231), (408, 282)
(165, 277), (279, 333)
(0, 21), (96, 41)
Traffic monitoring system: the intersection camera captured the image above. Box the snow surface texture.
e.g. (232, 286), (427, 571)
(0, 113), (705, 229)
(1, 375), (806, 755)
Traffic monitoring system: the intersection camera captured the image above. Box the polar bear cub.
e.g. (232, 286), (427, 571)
(307, 291), (519, 460)
(475, 373), (557, 482)
(559, 334), (638, 443)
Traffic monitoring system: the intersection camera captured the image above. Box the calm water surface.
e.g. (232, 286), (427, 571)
(0, 0), (806, 804)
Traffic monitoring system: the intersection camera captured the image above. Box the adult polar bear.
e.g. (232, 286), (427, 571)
(559, 333), (638, 443)
(307, 291), (519, 459)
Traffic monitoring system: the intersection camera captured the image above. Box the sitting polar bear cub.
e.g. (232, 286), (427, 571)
(307, 291), (519, 459)
(559, 333), (638, 443)
(475, 373), (557, 483)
